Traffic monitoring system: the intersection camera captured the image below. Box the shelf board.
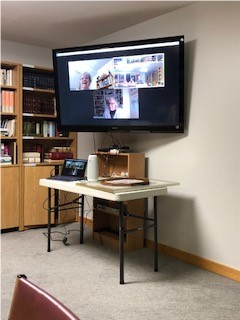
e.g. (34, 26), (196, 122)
(1, 136), (17, 140)
(23, 162), (63, 167)
(0, 164), (20, 168)
(22, 113), (57, 118)
(1, 85), (18, 90)
(1, 112), (18, 117)
(23, 87), (55, 94)
(22, 136), (72, 140)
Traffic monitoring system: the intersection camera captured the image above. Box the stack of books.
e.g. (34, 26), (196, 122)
(43, 146), (73, 163)
(1, 142), (16, 165)
(0, 154), (12, 165)
(1, 119), (15, 137)
(22, 152), (41, 163)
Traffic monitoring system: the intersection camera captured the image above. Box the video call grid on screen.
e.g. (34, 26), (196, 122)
(67, 52), (165, 120)
(68, 53), (165, 91)
(54, 38), (183, 127)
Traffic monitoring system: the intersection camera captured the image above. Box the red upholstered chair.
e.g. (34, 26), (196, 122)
(8, 275), (80, 320)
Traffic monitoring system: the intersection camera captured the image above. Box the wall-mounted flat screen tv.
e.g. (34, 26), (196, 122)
(52, 35), (184, 133)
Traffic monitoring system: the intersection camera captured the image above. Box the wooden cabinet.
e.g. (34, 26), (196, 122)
(1, 166), (20, 229)
(1, 62), (78, 230)
(22, 165), (55, 227)
(93, 152), (145, 251)
(22, 165), (78, 228)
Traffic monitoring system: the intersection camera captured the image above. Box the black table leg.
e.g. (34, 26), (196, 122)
(47, 187), (51, 252)
(119, 201), (124, 284)
(154, 196), (158, 272)
(80, 195), (84, 244)
(54, 189), (59, 221)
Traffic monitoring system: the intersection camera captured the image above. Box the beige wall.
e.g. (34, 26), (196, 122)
(1, 40), (52, 67)
(87, 2), (240, 270)
(2, 2), (240, 270)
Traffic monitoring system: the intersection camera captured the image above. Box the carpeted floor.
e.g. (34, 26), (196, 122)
(1, 222), (240, 320)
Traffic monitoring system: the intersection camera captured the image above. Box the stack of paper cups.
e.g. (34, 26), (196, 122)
(87, 154), (98, 182)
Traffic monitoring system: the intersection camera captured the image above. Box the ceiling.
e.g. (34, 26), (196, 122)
(1, 1), (191, 49)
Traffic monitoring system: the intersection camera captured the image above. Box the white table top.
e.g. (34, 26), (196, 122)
(39, 178), (179, 202)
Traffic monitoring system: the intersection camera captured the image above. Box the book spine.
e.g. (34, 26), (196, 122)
(9, 91), (14, 113)
(1, 90), (6, 112)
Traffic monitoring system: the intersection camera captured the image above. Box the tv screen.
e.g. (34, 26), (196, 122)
(52, 35), (184, 133)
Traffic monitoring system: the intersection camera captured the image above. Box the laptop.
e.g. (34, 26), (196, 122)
(47, 159), (87, 182)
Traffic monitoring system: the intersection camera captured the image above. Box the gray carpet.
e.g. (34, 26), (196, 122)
(1, 222), (240, 320)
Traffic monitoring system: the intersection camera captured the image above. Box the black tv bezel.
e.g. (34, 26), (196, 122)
(52, 35), (184, 133)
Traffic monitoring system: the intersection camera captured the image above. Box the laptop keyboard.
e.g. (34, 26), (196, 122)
(48, 176), (84, 182)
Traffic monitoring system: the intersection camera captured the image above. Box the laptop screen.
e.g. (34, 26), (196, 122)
(61, 159), (87, 177)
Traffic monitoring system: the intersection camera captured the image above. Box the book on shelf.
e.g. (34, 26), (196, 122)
(22, 152), (41, 164)
(44, 151), (73, 161)
(0, 155), (12, 165)
(23, 120), (57, 137)
(1, 141), (17, 164)
(1, 119), (15, 137)
(23, 95), (55, 114)
(48, 146), (71, 153)
(23, 152), (41, 158)
(0, 68), (13, 86)
(6, 119), (15, 137)
(1, 90), (15, 113)
(23, 71), (54, 90)
(42, 121), (56, 137)
(23, 157), (41, 164)
(23, 121), (36, 136)
(23, 144), (42, 154)
(0, 128), (9, 136)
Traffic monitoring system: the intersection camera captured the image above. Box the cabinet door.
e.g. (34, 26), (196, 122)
(1, 166), (20, 229)
(23, 165), (54, 226)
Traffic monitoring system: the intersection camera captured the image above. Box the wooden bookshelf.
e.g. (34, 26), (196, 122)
(1, 62), (21, 229)
(1, 62), (78, 230)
